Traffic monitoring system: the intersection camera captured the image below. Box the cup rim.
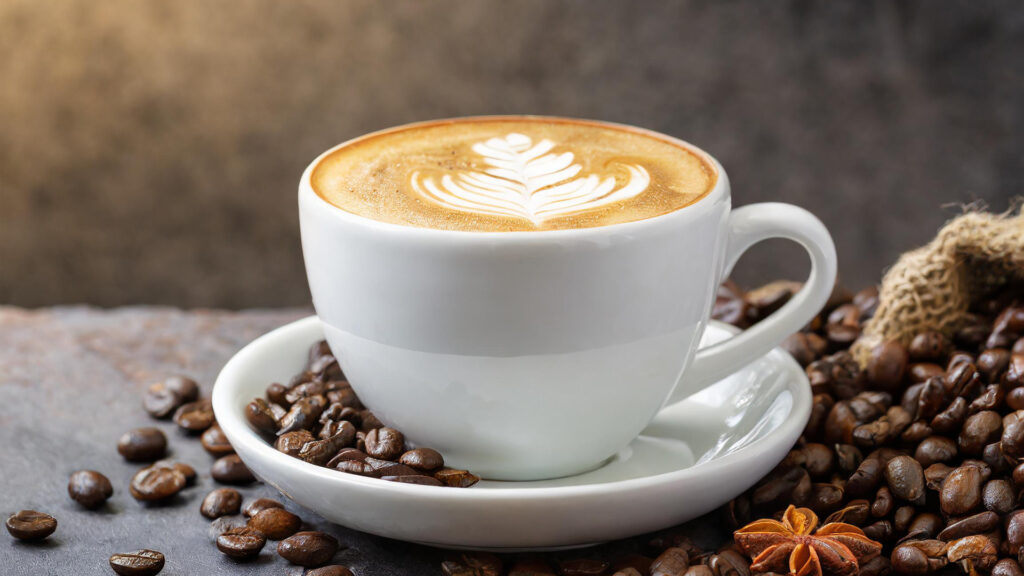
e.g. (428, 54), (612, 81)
(299, 115), (731, 240)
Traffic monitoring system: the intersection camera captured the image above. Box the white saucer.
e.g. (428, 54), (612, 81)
(213, 317), (810, 551)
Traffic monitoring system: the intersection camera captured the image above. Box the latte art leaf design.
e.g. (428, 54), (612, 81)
(410, 133), (650, 225)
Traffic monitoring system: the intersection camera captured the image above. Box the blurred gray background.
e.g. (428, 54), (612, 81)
(1, 0), (1020, 308)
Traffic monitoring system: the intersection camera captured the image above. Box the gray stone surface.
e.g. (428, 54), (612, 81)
(0, 307), (722, 574)
(1, 0), (1022, 307)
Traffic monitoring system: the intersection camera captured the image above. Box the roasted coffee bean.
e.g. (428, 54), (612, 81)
(959, 410), (1003, 456)
(278, 396), (326, 435)
(805, 394), (834, 437)
(858, 556), (891, 576)
(937, 510), (999, 541)
(200, 488), (242, 519)
(945, 361), (981, 398)
(610, 554), (654, 575)
(248, 507), (302, 539)
(946, 534), (997, 570)
(825, 499), (870, 526)
(400, 447), (445, 471)
(1009, 353), (1024, 386)
(5, 510), (56, 541)
(143, 375), (199, 419)
(982, 441), (1008, 473)
(174, 399), (215, 432)
(941, 465), (983, 516)
(993, 559), (1024, 576)
(365, 427), (405, 460)
(885, 455), (925, 504)
(245, 398), (280, 435)
(109, 549), (165, 576)
(243, 497), (283, 518)
(153, 459), (196, 485)
(359, 410), (384, 431)
(318, 419), (357, 444)
(782, 332), (826, 367)
(326, 447), (368, 469)
(307, 567), (356, 576)
(130, 463), (186, 501)
(808, 482), (843, 513)
(978, 348), (1011, 381)
(117, 427), (168, 462)
(1008, 510), (1024, 554)
(266, 382), (291, 407)
(1004, 410), (1024, 460)
(299, 431), (354, 466)
(363, 457), (417, 477)
(871, 486), (894, 517)
(335, 460), (377, 477)
(893, 505), (915, 532)
(67, 470), (113, 509)
(706, 549), (750, 576)
(327, 388), (364, 411)
(200, 424), (234, 456)
(908, 513), (944, 539)
(916, 377), (946, 421)
(285, 381), (327, 406)
(277, 531), (340, 567)
(441, 560), (476, 576)
(275, 430), (315, 458)
(909, 331), (949, 361)
(211, 454), (256, 485)
(915, 436), (957, 467)
(1008, 387), (1024, 411)
(970, 384), (1005, 413)
(931, 397), (968, 434)
(902, 382), (925, 418)
(834, 444), (863, 475)
(826, 323), (860, 349)
(901, 421), (932, 444)
(846, 457), (882, 497)
(909, 362), (945, 383)
(824, 401), (858, 444)
(712, 281), (748, 326)
(862, 519), (894, 543)
(434, 468), (481, 488)
(216, 526), (267, 560)
(983, 478), (1016, 514)
(891, 540), (948, 574)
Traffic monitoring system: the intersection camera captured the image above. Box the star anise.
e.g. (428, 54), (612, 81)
(734, 505), (882, 576)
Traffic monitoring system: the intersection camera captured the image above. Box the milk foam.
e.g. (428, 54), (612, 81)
(311, 117), (716, 232)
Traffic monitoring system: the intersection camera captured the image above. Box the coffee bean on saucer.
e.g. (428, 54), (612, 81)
(200, 425), (235, 456)
(174, 399), (215, 432)
(399, 448), (444, 471)
(365, 427), (404, 460)
(245, 398), (280, 435)
(383, 475), (443, 486)
(109, 549), (165, 575)
(201, 488), (242, 519)
(435, 468), (481, 488)
(5, 510), (57, 541)
(266, 382), (291, 408)
(153, 459), (196, 485)
(278, 396), (326, 435)
(68, 470), (113, 509)
(243, 498), (284, 518)
(335, 460), (378, 477)
(216, 526), (266, 560)
(278, 531), (340, 567)
(143, 375), (199, 419)
(359, 410), (384, 431)
(130, 463), (186, 502)
(364, 457), (417, 478)
(307, 566), (355, 576)
(211, 454), (256, 485)
(248, 507), (302, 540)
(275, 430), (315, 458)
(117, 427), (168, 462)
(326, 448), (367, 469)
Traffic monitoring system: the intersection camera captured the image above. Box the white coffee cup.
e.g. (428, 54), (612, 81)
(299, 117), (836, 481)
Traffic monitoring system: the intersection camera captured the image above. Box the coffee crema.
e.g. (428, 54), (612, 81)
(311, 117), (716, 232)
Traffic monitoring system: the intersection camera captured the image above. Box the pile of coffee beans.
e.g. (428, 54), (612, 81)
(717, 280), (1024, 575)
(244, 340), (480, 488)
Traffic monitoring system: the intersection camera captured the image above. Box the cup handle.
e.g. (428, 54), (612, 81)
(663, 202), (837, 406)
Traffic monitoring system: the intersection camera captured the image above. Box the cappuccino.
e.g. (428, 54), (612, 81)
(311, 117), (716, 232)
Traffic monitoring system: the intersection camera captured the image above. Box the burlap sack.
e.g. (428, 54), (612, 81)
(852, 207), (1024, 365)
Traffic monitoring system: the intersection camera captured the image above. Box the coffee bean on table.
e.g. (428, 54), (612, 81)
(399, 447), (444, 471)
(5, 510), (56, 541)
(130, 463), (187, 502)
(68, 470), (113, 509)
(109, 549), (165, 576)
(173, 399), (215, 432)
(143, 375), (199, 419)
(306, 566), (355, 576)
(278, 531), (340, 567)
(153, 459), (196, 485)
(117, 427), (168, 462)
(216, 526), (267, 560)
(243, 497), (284, 518)
(200, 488), (242, 519)
(200, 424), (235, 456)
(248, 507), (302, 539)
(364, 427), (404, 460)
(211, 454), (256, 485)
